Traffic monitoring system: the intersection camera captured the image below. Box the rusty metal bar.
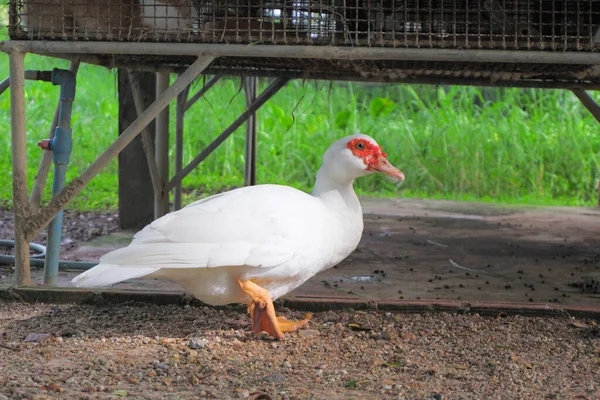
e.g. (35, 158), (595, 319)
(167, 78), (289, 191)
(571, 89), (600, 207)
(155, 71), (171, 218)
(128, 70), (162, 201)
(29, 61), (80, 212)
(8, 50), (31, 286)
(174, 81), (190, 211)
(184, 75), (221, 112)
(572, 89), (600, 123)
(23, 56), (215, 241)
(6, 41), (600, 65)
(243, 76), (258, 186)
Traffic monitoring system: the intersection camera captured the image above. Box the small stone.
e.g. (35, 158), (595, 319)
(256, 331), (271, 340)
(94, 358), (107, 366)
(154, 362), (169, 370)
(283, 361), (292, 368)
(316, 369), (323, 377)
(239, 389), (250, 398)
(298, 329), (320, 338)
(263, 372), (286, 384)
(24, 333), (51, 343)
(187, 337), (209, 349)
(383, 385), (392, 390)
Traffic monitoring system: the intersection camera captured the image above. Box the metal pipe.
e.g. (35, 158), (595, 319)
(6, 40), (600, 65)
(128, 70), (163, 202)
(30, 61), (80, 212)
(41, 68), (77, 286)
(1, 70), (53, 97)
(0, 239), (97, 271)
(167, 78), (289, 191)
(204, 69), (600, 90)
(24, 56), (215, 241)
(8, 51), (31, 286)
(184, 75), (221, 112)
(244, 76), (258, 186)
(155, 71), (170, 218)
(0, 77), (9, 96)
(174, 81), (189, 210)
(9, 49), (600, 91)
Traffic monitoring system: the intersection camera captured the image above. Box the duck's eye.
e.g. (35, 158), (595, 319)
(356, 142), (365, 150)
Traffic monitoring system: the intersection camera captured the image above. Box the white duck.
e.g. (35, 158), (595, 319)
(72, 133), (404, 339)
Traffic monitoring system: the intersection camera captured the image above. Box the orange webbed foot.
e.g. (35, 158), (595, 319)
(238, 280), (310, 339)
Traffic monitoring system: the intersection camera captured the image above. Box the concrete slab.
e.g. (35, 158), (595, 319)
(2, 198), (600, 309)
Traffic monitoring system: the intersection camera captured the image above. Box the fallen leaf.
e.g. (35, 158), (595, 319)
(511, 353), (533, 369)
(496, 312), (508, 319)
(302, 312), (313, 320)
(383, 361), (404, 368)
(494, 345), (519, 350)
(111, 390), (128, 397)
(41, 383), (61, 392)
(344, 379), (358, 388)
(570, 321), (589, 329)
(347, 323), (372, 332)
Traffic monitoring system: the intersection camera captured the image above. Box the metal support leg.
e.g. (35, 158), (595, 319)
(244, 76), (258, 186)
(30, 61), (80, 212)
(155, 72), (170, 218)
(9, 51), (31, 286)
(174, 80), (190, 210)
(24, 56), (215, 241)
(167, 78), (289, 191)
(42, 69), (76, 285)
(572, 89), (600, 207)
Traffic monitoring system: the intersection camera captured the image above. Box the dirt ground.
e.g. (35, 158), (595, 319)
(1, 302), (599, 400)
(3, 198), (600, 308)
(1, 198), (600, 399)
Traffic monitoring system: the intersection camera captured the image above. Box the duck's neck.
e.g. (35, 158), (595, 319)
(311, 168), (362, 215)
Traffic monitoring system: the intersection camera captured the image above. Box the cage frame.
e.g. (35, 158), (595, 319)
(3, 0), (600, 287)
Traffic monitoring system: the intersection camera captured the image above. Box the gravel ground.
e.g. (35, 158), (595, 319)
(0, 209), (119, 251)
(0, 302), (599, 400)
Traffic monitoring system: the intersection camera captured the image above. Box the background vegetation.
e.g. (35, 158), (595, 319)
(2, 18), (600, 210)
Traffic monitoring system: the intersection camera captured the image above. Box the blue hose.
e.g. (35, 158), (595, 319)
(0, 240), (97, 271)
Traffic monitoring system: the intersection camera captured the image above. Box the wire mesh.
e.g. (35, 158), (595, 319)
(8, 1), (600, 51)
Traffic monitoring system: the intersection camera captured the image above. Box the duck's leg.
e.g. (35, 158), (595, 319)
(238, 280), (309, 339)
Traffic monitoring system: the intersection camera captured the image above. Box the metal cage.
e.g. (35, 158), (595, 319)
(9, 0), (600, 51)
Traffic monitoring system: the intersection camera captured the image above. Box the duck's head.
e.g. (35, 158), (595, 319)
(320, 133), (404, 184)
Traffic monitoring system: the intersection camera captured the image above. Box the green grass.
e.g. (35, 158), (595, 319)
(1, 19), (600, 210)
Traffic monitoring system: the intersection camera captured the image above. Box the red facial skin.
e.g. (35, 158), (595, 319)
(346, 138), (405, 181)
(346, 138), (387, 168)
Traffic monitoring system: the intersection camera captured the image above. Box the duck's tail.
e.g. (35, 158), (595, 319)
(71, 263), (159, 288)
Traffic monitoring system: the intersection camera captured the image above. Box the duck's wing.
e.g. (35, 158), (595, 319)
(72, 185), (330, 287)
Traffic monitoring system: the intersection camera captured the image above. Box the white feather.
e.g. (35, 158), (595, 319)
(71, 264), (159, 288)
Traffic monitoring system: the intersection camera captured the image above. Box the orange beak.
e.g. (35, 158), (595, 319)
(367, 157), (405, 181)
